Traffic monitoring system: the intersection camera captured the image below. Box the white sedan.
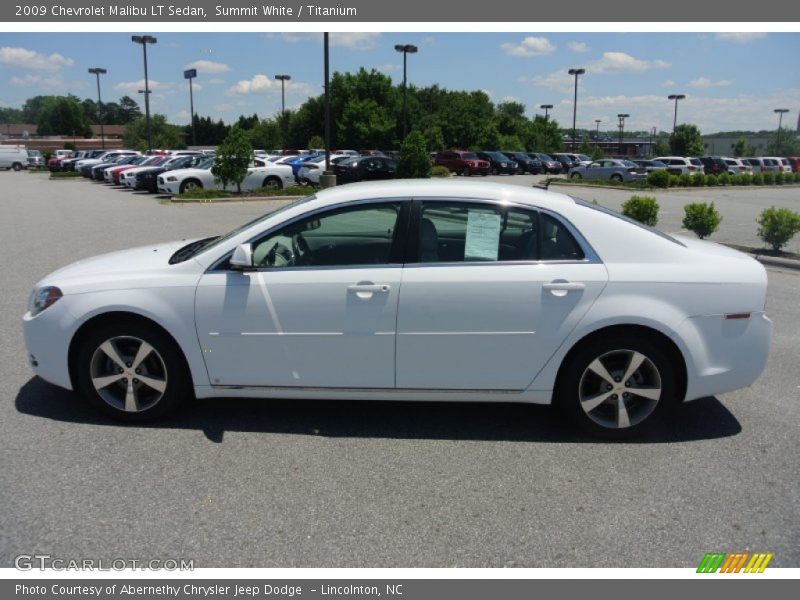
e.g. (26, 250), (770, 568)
(157, 160), (295, 195)
(22, 180), (771, 438)
(296, 154), (353, 185)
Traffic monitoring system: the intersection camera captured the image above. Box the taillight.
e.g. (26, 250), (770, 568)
(688, 166), (696, 171)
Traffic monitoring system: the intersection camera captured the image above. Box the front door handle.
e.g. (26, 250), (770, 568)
(348, 284), (391, 293)
(543, 282), (585, 291)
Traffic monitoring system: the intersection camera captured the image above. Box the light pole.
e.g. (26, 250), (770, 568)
(650, 126), (657, 157)
(274, 74), (291, 116)
(183, 68), (197, 146)
(395, 43), (418, 138)
(87, 67), (107, 149)
(568, 68), (585, 152)
(131, 35), (157, 152)
(540, 104), (553, 121)
(320, 33), (336, 189)
(617, 113), (630, 156)
(668, 94), (685, 135)
(774, 108), (789, 153)
(594, 119), (601, 138)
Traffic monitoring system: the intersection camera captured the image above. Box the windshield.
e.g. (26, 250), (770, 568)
(578, 154), (591, 161)
(461, 153), (479, 160)
(170, 194), (318, 263)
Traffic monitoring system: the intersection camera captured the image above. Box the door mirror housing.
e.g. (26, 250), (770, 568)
(230, 243), (254, 270)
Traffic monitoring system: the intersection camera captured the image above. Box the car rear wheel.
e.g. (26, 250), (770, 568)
(570, 172), (582, 179)
(12, 162), (23, 171)
(461, 167), (471, 177)
(179, 179), (202, 194)
(263, 176), (283, 190)
(75, 321), (191, 422)
(557, 333), (676, 439)
(610, 173), (623, 182)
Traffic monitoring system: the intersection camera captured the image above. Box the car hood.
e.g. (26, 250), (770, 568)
(40, 239), (200, 290)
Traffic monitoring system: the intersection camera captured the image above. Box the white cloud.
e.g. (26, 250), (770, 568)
(212, 103), (236, 113)
(113, 79), (175, 94)
(207, 78), (226, 85)
(588, 52), (671, 73)
(375, 63), (400, 73)
(267, 32), (380, 51)
(0, 46), (74, 71)
(568, 41), (589, 53)
(689, 77), (732, 89)
(501, 96), (521, 104)
(9, 72), (84, 91)
(715, 32), (767, 43)
(661, 79), (676, 88)
(185, 60), (230, 74)
(501, 36), (556, 57)
(175, 109), (190, 120)
(228, 74), (315, 96)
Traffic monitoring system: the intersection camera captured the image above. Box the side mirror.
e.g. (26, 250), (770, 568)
(230, 243), (254, 270)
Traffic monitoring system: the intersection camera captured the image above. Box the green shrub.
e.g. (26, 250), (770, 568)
(669, 175), (680, 187)
(757, 206), (800, 252)
(247, 185), (308, 197)
(175, 189), (233, 200)
(718, 172), (731, 186)
(751, 173), (763, 185)
(647, 169), (670, 188)
(683, 202), (722, 239)
(431, 165), (452, 178)
(50, 171), (82, 178)
(621, 195), (659, 226)
(705, 174), (718, 186)
(737, 173), (751, 186)
(679, 173), (692, 187)
(397, 130), (432, 178)
(762, 172), (775, 185)
(691, 174), (705, 187)
(794, 172), (800, 183)
(775, 172), (785, 185)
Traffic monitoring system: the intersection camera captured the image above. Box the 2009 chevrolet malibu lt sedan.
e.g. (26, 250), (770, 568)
(23, 180), (772, 438)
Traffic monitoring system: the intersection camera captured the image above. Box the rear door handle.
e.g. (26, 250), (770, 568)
(348, 284), (391, 293)
(542, 281), (586, 292)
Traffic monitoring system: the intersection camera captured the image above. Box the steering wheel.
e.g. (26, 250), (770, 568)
(265, 242), (294, 267)
(292, 233), (311, 264)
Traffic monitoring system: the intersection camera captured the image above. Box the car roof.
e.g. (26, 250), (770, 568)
(308, 180), (577, 211)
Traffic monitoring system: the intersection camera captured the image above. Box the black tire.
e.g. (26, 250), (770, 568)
(570, 172), (582, 179)
(263, 176), (283, 190)
(12, 162), (23, 171)
(461, 166), (471, 177)
(555, 333), (677, 440)
(492, 167), (499, 176)
(179, 179), (202, 194)
(75, 320), (191, 422)
(610, 173), (623, 182)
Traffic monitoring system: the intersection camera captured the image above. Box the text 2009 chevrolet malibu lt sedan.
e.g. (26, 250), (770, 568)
(23, 181), (772, 438)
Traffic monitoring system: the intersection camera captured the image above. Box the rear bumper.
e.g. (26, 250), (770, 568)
(681, 312), (772, 401)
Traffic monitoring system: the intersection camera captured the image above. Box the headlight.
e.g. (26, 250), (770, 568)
(29, 286), (62, 317)
(500, 162), (507, 167)
(166, 176), (178, 182)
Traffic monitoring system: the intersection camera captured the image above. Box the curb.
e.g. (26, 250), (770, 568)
(749, 254), (800, 271)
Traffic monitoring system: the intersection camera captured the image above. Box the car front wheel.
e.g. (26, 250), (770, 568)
(570, 172), (582, 179)
(557, 333), (677, 439)
(179, 179), (202, 194)
(75, 321), (191, 422)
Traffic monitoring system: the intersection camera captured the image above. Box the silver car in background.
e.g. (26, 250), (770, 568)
(568, 159), (647, 182)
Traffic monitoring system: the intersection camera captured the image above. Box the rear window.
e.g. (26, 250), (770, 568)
(572, 197), (685, 247)
(460, 153), (479, 160)
(690, 158), (702, 166)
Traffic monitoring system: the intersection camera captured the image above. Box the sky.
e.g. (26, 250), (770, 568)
(0, 31), (798, 134)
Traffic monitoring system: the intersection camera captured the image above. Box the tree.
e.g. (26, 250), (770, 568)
(249, 119), (282, 152)
(766, 127), (800, 156)
(670, 124), (704, 156)
(339, 97), (396, 150)
(732, 135), (756, 157)
(36, 96), (92, 137)
(522, 116), (563, 153)
(122, 114), (185, 151)
(396, 130), (431, 179)
(118, 95), (142, 123)
(307, 135), (325, 150)
(653, 137), (670, 156)
(211, 125), (253, 194)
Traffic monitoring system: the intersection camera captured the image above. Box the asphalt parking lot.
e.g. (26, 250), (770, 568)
(1, 171), (799, 568)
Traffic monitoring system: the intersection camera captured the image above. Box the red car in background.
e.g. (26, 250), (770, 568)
(434, 150), (491, 176)
(787, 157), (800, 173)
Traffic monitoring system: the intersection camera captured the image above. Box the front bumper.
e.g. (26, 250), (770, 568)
(22, 299), (77, 391)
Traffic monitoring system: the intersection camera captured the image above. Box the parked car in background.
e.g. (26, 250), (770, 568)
(158, 160), (295, 195)
(632, 159), (668, 174)
(776, 158), (793, 174)
(742, 157), (766, 173)
(475, 151), (518, 175)
(59, 150), (101, 172)
(569, 153), (593, 166)
(501, 151), (542, 175)
(120, 156), (172, 188)
(23, 180), (772, 439)
(568, 159), (647, 182)
(0, 145), (30, 171)
(698, 156), (728, 176)
(787, 157), (800, 173)
(296, 154), (352, 185)
(759, 158), (783, 173)
(102, 155), (148, 183)
(26, 149), (44, 168)
(720, 157), (752, 175)
(434, 151), (491, 176)
(332, 156), (397, 184)
(551, 153), (580, 173)
(78, 151), (139, 178)
(653, 156), (704, 176)
(92, 155), (140, 181)
(530, 153), (562, 174)
(135, 155), (206, 193)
